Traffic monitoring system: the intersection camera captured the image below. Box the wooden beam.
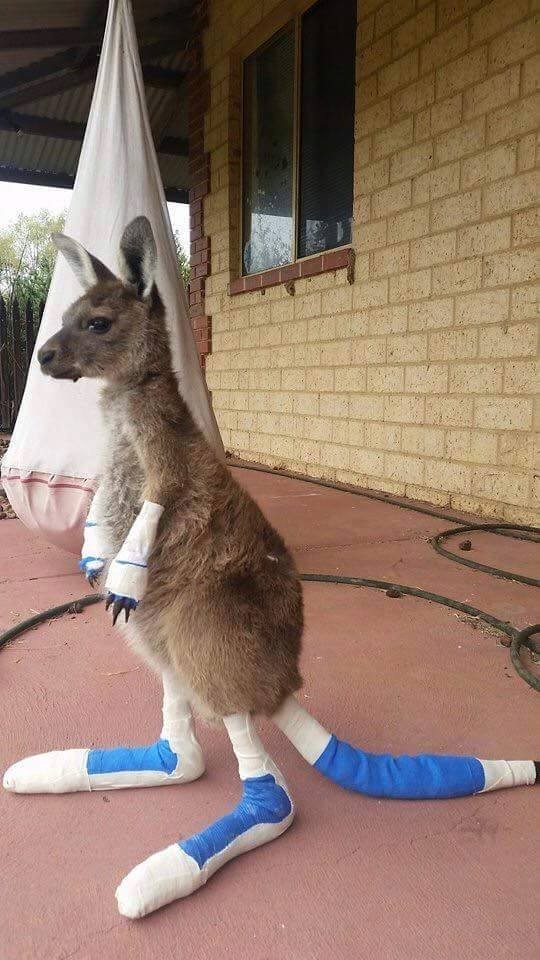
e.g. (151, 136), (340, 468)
(0, 36), (189, 110)
(0, 48), (83, 97)
(0, 110), (189, 157)
(0, 18), (191, 51)
(0, 165), (189, 204)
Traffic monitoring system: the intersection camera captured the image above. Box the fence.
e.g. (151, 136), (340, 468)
(0, 295), (45, 431)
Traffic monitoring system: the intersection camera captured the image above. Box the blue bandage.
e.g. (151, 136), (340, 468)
(314, 735), (485, 799)
(179, 774), (292, 868)
(87, 738), (178, 776)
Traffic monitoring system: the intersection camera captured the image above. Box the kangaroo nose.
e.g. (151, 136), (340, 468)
(39, 348), (56, 366)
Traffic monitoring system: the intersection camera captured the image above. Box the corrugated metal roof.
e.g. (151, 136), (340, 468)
(0, 1), (192, 196)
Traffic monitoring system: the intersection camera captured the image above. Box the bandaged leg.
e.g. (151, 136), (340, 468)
(80, 484), (115, 583)
(105, 500), (164, 622)
(274, 696), (538, 800)
(116, 714), (294, 919)
(3, 669), (204, 794)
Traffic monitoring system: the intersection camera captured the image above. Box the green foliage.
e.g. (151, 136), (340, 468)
(173, 228), (191, 288)
(0, 209), (66, 311)
(0, 210), (191, 308)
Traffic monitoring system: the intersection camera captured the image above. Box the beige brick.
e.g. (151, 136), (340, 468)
(424, 460), (472, 493)
(455, 288), (510, 325)
(365, 422), (402, 450)
(503, 360), (539, 394)
(356, 136), (372, 169)
(375, 0), (416, 39)
(281, 369), (305, 392)
(425, 395), (474, 425)
(367, 364), (405, 392)
(387, 333), (429, 363)
(522, 53), (540, 95)
(430, 327), (478, 360)
(461, 144), (516, 189)
(282, 320), (308, 344)
(359, 158), (390, 194)
(479, 322), (537, 358)
(450, 361), (503, 393)
(367, 305), (408, 334)
(404, 363), (448, 392)
(457, 218), (511, 257)
(517, 133), (537, 172)
(471, 0), (529, 46)
(390, 141), (433, 182)
(432, 258), (483, 295)
(307, 316), (336, 342)
(334, 366), (368, 392)
(319, 443), (351, 471)
(319, 393), (350, 418)
(384, 395), (425, 422)
(379, 50), (419, 96)
(385, 452), (424, 484)
(356, 220), (388, 253)
(349, 448), (386, 477)
(373, 117), (414, 159)
(320, 341), (352, 367)
(409, 298), (454, 329)
(391, 76), (435, 118)
(483, 249), (538, 287)
(393, 5), (436, 57)
(401, 424), (445, 456)
(248, 369), (280, 391)
(412, 162), (460, 203)
(488, 93), (540, 144)
(436, 118), (485, 164)
(302, 416), (332, 442)
(472, 467), (530, 506)
(259, 324), (282, 347)
(353, 278), (389, 309)
(420, 19), (468, 73)
(305, 368), (334, 391)
(464, 66), (521, 119)
(511, 284), (539, 320)
(436, 48), (488, 98)
(372, 180), (412, 218)
(427, 94), (463, 136)
(358, 98), (391, 135)
(446, 429), (498, 465)
(357, 13), (375, 50)
(358, 34), (392, 78)
(351, 337), (387, 365)
(295, 292), (322, 320)
(350, 395), (385, 420)
(497, 433), (535, 469)
(489, 17), (538, 72)
(371, 243), (410, 277)
(292, 392), (319, 415)
(432, 190), (481, 230)
(390, 270), (431, 302)
(438, 0), (483, 29)
(475, 397), (533, 430)
(321, 286), (353, 315)
(411, 232), (456, 268)
(388, 205), (430, 242)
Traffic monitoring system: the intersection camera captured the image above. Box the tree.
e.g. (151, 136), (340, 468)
(0, 209), (66, 311)
(173, 228), (191, 288)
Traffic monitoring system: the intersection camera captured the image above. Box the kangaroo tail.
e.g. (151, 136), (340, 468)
(273, 696), (538, 800)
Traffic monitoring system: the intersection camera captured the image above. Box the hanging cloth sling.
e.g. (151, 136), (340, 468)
(2, 0), (223, 554)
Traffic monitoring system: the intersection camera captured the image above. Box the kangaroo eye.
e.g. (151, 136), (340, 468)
(88, 317), (111, 333)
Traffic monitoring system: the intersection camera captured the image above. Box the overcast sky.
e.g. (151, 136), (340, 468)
(0, 181), (190, 254)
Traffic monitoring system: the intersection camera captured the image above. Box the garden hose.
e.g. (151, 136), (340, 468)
(0, 464), (538, 690)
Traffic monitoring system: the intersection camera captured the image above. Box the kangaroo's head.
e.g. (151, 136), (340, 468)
(38, 215), (169, 383)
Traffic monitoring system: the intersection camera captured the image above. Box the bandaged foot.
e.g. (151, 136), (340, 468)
(116, 714), (294, 918)
(80, 485), (115, 586)
(105, 500), (163, 623)
(3, 670), (204, 794)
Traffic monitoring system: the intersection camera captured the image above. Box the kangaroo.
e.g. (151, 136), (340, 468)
(4, 217), (536, 919)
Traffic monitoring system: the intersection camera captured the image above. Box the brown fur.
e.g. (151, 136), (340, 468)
(39, 225), (303, 718)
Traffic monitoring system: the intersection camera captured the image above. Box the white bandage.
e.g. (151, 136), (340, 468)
(105, 500), (164, 603)
(479, 759), (536, 792)
(273, 696), (332, 765)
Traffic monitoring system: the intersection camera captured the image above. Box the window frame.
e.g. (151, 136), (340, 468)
(239, 0), (355, 279)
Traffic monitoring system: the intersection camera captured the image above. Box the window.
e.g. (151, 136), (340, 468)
(241, 0), (356, 277)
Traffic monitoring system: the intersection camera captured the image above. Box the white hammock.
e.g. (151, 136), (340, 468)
(2, 0), (223, 553)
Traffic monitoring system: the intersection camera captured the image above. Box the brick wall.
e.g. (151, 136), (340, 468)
(202, 0), (539, 523)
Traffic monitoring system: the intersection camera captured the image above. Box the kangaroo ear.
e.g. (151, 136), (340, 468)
(52, 233), (116, 291)
(118, 216), (157, 299)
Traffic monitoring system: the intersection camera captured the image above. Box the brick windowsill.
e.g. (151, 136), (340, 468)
(229, 247), (352, 296)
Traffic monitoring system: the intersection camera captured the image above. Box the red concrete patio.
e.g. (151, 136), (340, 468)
(0, 467), (538, 960)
